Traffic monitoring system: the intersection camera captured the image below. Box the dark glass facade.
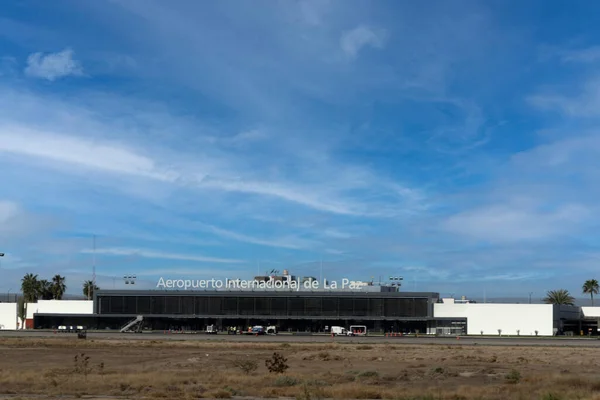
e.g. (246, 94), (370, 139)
(95, 291), (435, 319)
(33, 290), (446, 332)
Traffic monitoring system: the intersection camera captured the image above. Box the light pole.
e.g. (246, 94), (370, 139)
(529, 292), (533, 304)
(124, 275), (137, 285)
(0, 253), (4, 301)
(389, 276), (403, 291)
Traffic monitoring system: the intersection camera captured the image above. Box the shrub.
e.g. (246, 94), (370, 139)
(266, 352), (289, 374)
(232, 358), (258, 375)
(505, 369), (521, 384)
(357, 370), (379, 378)
(431, 366), (444, 374)
(205, 389), (232, 399)
(73, 353), (92, 378)
(274, 375), (298, 387)
(540, 394), (563, 400)
(296, 384), (309, 400)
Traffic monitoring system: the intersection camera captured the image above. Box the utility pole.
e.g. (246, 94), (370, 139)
(320, 257), (323, 283)
(529, 292), (533, 304)
(92, 235), (96, 291)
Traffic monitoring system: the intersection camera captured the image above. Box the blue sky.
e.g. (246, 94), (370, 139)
(1, 0), (600, 300)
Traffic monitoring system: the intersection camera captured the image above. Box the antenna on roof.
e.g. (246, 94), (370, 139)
(92, 235), (96, 290)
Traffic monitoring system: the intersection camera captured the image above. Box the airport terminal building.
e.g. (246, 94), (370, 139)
(0, 271), (587, 336)
(33, 288), (462, 334)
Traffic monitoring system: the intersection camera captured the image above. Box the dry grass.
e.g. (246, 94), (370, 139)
(1, 338), (600, 399)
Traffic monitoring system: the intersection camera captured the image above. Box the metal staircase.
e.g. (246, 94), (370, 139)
(120, 315), (144, 333)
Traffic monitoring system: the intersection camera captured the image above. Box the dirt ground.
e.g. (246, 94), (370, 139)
(1, 337), (600, 400)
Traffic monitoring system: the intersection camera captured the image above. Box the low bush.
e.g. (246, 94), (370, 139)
(232, 358), (258, 375)
(505, 369), (521, 384)
(274, 375), (298, 387)
(266, 352), (289, 374)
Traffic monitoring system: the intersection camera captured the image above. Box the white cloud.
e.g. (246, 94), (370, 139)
(510, 135), (600, 170)
(559, 46), (600, 63)
(442, 203), (589, 243)
(528, 77), (600, 117)
(0, 85), (425, 218)
(0, 125), (402, 216)
(322, 228), (352, 239)
(0, 200), (19, 223)
(0, 56), (17, 77)
(474, 272), (539, 282)
(401, 265), (451, 279)
(24, 48), (83, 81)
(0, 126), (177, 181)
(298, 0), (331, 25)
(0, 200), (59, 240)
(201, 178), (362, 216)
(227, 129), (267, 145)
(203, 224), (317, 250)
(81, 247), (242, 263)
(133, 267), (249, 278)
(340, 25), (387, 58)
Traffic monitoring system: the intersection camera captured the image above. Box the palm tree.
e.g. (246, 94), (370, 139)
(583, 279), (599, 306)
(51, 275), (67, 300)
(17, 298), (26, 330)
(21, 273), (39, 329)
(83, 280), (99, 300)
(37, 279), (53, 300)
(543, 289), (575, 306)
(21, 273), (39, 303)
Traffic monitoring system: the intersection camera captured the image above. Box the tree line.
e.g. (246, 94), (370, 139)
(15, 274), (600, 307)
(543, 279), (599, 306)
(20, 273), (100, 302)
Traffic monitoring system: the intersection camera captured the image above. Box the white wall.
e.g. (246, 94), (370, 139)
(581, 307), (600, 318)
(0, 303), (18, 330)
(26, 300), (93, 319)
(434, 302), (554, 336)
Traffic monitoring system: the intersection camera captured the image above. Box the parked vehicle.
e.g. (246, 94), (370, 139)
(251, 325), (266, 335)
(205, 324), (218, 334)
(349, 325), (367, 336)
(266, 325), (277, 335)
(331, 326), (348, 336)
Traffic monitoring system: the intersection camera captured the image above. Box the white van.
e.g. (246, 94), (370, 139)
(266, 325), (277, 335)
(331, 326), (347, 336)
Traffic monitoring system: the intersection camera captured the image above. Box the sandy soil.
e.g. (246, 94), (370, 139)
(1, 337), (599, 399)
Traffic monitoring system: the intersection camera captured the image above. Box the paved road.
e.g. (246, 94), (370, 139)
(1, 330), (599, 347)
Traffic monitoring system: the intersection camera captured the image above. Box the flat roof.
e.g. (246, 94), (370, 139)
(95, 290), (439, 298)
(34, 313), (455, 322)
